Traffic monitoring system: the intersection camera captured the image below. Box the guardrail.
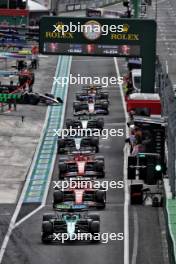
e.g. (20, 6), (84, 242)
(156, 56), (176, 264)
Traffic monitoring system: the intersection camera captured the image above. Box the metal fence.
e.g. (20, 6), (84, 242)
(156, 56), (176, 197)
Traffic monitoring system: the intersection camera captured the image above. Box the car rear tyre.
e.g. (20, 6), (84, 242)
(88, 214), (100, 221)
(53, 190), (63, 204)
(90, 221), (100, 234)
(73, 102), (80, 112)
(97, 118), (104, 129)
(42, 213), (55, 222)
(59, 163), (67, 173)
(95, 155), (104, 162)
(42, 221), (53, 243)
(58, 139), (65, 148)
(95, 161), (104, 171)
(66, 119), (74, 129)
(42, 221), (53, 234)
(29, 94), (40, 105)
(95, 190), (106, 201)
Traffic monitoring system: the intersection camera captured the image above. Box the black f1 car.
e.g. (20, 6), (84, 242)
(57, 136), (99, 154)
(41, 211), (100, 243)
(53, 182), (106, 209)
(21, 92), (63, 105)
(66, 116), (104, 131)
(76, 86), (109, 101)
(2, 92), (63, 105)
(73, 99), (109, 116)
(58, 153), (105, 179)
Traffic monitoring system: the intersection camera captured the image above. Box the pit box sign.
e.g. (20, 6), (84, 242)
(39, 17), (156, 93)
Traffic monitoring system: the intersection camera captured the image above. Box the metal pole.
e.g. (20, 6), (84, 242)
(133, 0), (141, 18)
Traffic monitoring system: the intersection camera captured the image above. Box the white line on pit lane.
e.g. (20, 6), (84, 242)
(114, 57), (130, 264)
(0, 213), (11, 216)
(131, 208), (139, 264)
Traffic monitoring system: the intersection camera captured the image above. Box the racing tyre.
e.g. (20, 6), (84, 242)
(88, 214), (100, 221)
(97, 171), (105, 178)
(102, 101), (108, 109)
(76, 93), (81, 101)
(43, 213), (56, 222)
(90, 221), (100, 234)
(95, 146), (99, 153)
(59, 173), (65, 180)
(91, 138), (99, 152)
(59, 163), (67, 180)
(95, 155), (104, 163)
(59, 163), (67, 173)
(42, 221), (53, 243)
(58, 139), (65, 153)
(58, 139), (65, 148)
(29, 94), (40, 105)
(42, 221), (53, 234)
(53, 190), (63, 204)
(103, 93), (109, 100)
(97, 118), (104, 130)
(95, 190), (106, 209)
(73, 102), (80, 112)
(66, 119), (74, 129)
(95, 160), (104, 171)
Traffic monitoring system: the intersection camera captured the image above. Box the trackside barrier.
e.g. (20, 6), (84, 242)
(156, 56), (176, 264)
(23, 56), (72, 203)
(56, 0), (122, 13)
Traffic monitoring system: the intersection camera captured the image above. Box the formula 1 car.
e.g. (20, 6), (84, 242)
(76, 86), (109, 101)
(82, 85), (103, 91)
(73, 98), (109, 116)
(66, 116), (104, 131)
(41, 211), (100, 243)
(58, 153), (105, 179)
(53, 181), (106, 209)
(19, 92), (63, 105)
(57, 136), (99, 154)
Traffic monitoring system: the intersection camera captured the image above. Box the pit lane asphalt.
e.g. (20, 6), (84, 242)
(118, 57), (165, 264)
(1, 56), (125, 264)
(0, 55), (58, 246)
(1, 57), (165, 264)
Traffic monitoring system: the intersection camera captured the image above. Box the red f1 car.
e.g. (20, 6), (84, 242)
(58, 153), (105, 179)
(53, 180), (106, 210)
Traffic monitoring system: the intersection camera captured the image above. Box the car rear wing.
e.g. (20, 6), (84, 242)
(54, 204), (89, 212)
(67, 151), (94, 156)
(82, 85), (102, 90)
(67, 147), (97, 154)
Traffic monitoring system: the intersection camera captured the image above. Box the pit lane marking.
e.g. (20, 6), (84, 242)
(131, 209), (139, 264)
(114, 57), (130, 264)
